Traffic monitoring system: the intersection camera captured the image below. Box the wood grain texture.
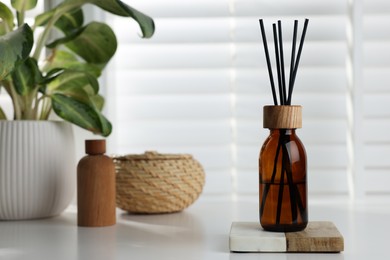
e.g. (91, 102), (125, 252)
(85, 139), (106, 155)
(77, 154), (116, 227)
(286, 221), (344, 252)
(263, 105), (302, 129)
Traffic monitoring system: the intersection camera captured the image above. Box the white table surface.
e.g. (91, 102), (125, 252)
(0, 195), (389, 260)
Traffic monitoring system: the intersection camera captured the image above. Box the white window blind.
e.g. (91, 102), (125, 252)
(102, 0), (356, 198)
(362, 0), (390, 195)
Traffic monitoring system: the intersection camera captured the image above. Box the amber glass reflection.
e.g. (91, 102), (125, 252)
(259, 129), (307, 232)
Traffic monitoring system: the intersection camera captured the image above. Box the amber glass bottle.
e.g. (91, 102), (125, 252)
(259, 106), (307, 232)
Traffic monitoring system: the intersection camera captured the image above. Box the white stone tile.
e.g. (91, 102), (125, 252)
(229, 222), (287, 252)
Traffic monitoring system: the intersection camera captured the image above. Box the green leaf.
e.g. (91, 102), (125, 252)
(46, 27), (82, 48)
(38, 68), (63, 91)
(63, 22), (117, 66)
(12, 57), (42, 96)
(43, 50), (102, 77)
(94, 106), (112, 135)
(47, 50), (78, 66)
(51, 93), (112, 136)
(54, 8), (83, 35)
(91, 94), (104, 111)
(34, 9), (55, 27)
(60, 0), (155, 38)
(0, 24), (33, 81)
(47, 69), (99, 97)
(0, 2), (15, 34)
(88, 0), (155, 38)
(35, 8), (83, 36)
(11, 0), (38, 12)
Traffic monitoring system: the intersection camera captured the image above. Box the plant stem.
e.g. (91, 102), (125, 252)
(32, 3), (79, 60)
(39, 97), (52, 120)
(31, 3), (81, 119)
(2, 80), (22, 119)
(22, 95), (31, 119)
(33, 14), (59, 60)
(35, 95), (44, 119)
(17, 11), (25, 27)
(21, 89), (39, 119)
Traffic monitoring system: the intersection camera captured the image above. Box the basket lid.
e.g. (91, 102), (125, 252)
(113, 151), (194, 161)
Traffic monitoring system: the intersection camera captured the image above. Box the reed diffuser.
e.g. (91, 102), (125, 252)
(258, 19), (309, 232)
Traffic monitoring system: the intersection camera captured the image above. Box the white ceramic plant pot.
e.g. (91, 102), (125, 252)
(0, 121), (76, 220)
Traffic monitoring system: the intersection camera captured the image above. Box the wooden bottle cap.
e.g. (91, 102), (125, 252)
(263, 105), (302, 129)
(85, 139), (106, 155)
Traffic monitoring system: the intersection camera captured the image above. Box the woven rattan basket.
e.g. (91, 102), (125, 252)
(113, 151), (205, 214)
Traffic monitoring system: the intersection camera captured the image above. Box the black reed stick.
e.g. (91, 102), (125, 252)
(259, 19), (309, 228)
(287, 20), (298, 105)
(259, 19), (278, 105)
(276, 167), (285, 224)
(275, 132), (286, 224)
(288, 18), (309, 104)
(272, 23), (284, 105)
(293, 184), (306, 220)
(259, 19), (309, 105)
(282, 139), (298, 223)
(260, 140), (282, 218)
(277, 21), (287, 105)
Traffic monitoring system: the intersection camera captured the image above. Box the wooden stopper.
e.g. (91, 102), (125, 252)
(263, 105), (302, 129)
(85, 139), (106, 155)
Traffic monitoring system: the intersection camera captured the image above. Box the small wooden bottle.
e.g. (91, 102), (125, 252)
(77, 139), (116, 227)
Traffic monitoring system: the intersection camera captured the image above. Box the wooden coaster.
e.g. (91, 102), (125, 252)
(229, 221), (344, 253)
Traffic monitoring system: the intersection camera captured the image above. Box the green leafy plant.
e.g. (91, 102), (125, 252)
(0, 0), (154, 136)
